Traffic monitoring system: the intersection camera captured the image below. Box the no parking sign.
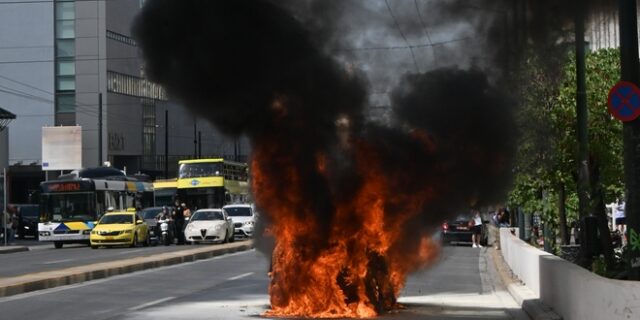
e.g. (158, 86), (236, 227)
(607, 81), (640, 122)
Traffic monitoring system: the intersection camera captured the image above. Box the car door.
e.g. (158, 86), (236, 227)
(223, 211), (234, 237)
(136, 214), (148, 241)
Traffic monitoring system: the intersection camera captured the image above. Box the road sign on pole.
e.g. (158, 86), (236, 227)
(607, 81), (640, 122)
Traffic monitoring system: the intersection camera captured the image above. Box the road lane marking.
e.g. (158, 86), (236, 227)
(227, 272), (253, 281)
(41, 259), (74, 265)
(118, 249), (145, 254)
(129, 296), (175, 311)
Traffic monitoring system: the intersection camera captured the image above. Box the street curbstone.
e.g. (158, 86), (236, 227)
(0, 241), (253, 298)
(0, 246), (29, 254)
(489, 247), (562, 320)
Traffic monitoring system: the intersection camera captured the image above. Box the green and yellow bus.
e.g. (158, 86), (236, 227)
(176, 158), (249, 209)
(153, 178), (177, 207)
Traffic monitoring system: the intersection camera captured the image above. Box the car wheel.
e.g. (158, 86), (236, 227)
(130, 234), (138, 248)
(143, 232), (150, 247)
(229, 232), (235, 243)
(54, 241), (63, 249)
(222, 231), (229, 244)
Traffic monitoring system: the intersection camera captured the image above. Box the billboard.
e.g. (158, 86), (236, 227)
(42, 126), (82, 171)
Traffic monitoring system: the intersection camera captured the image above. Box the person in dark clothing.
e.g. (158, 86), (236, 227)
(173, 200), (185, 244)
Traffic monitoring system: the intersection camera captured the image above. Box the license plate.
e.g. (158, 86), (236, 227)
(458, 226), (468, 230)
(105, 236), (114, 240)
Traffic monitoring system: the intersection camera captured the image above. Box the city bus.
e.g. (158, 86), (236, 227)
(153, 178), (177, 207)
(176, 158), (249, 210)
(38, 167), (153, 248)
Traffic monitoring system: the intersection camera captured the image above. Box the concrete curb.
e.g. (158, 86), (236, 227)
(0, 241), (253, 298)
(489, 247), (562, 320)
(0, 246), (29, 254)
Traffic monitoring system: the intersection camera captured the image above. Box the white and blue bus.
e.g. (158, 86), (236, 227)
(38, 168), (153, 248)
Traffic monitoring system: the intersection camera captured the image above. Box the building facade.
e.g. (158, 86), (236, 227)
(0, 0), (248, 203)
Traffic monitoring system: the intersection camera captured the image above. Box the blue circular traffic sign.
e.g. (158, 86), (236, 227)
(608, 81), (640, 122)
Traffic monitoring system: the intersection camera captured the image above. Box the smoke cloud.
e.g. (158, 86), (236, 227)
(130, 0), (615, 315)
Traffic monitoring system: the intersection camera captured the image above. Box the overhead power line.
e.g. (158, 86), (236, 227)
(384, 0), (420, 72)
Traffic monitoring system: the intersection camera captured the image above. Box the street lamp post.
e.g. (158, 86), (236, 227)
(0, 107), (15, 246)
(618, 0), (640, 280)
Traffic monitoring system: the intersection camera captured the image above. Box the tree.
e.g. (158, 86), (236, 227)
(510, 48), (623, 270)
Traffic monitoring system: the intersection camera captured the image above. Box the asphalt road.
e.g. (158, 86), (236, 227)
(0, 246), (530, 320)
(0, 239), (250, 278)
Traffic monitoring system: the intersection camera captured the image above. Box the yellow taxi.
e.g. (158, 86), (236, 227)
(90, 211), (150, 249)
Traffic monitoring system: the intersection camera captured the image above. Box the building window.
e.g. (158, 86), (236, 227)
(56, 20), (75, 39)
(56, 61), (75, 76)
(56, 39), (75, 58)
(55, 0), (76, 125)
(55, 1), (75, 20)
(56, 94), (75, 113)
(142, 100), (156, 157)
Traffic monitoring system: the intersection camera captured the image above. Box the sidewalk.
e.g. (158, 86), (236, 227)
(0, 241), (253, 297)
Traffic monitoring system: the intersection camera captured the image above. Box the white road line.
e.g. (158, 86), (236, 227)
(128, 296), (175, 311)
(118, 249), (145, 254)
(227, 272), (253, 281)
(41, 259), (74, 265)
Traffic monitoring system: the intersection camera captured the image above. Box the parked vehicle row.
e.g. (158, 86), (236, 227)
(87, 205), (256, 249)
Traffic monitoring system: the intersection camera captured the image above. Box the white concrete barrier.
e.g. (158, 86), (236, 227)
(499, 228), (553, 296)
(499, 228), (640, 320)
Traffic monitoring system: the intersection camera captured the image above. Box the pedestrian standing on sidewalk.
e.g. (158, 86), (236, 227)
(3, 206), (17, 245)
(471, 209), (483, 248)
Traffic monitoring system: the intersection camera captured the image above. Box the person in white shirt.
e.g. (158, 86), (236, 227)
(471, 209), (483, 248)
(614, 198), (626, 234)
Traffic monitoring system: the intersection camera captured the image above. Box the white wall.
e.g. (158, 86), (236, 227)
(500, 228), (640, 320)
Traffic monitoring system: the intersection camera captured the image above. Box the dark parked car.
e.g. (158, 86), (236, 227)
(140, 207), (164, 244)
(15, 204), (40, 239)
(440, 214), (488, 246)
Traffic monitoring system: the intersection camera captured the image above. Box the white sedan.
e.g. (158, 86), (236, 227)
(184, 209), (235, 244)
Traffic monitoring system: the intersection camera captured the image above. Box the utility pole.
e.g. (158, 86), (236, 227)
(198, 131), (202, 158)
(575, 2), (593, 267)
(193, 118), (197, 159)
(164, 110), (169, 179)
(618, 0), (640, 280)
(98, 93), (102, 167)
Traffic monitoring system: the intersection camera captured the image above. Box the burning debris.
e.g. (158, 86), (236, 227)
(133, 0), (515, 317)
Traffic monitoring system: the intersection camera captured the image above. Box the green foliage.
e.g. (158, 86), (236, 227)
(509, 47), (623, 226)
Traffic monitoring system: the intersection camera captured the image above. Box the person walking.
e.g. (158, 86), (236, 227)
(471, 209), (483, 248)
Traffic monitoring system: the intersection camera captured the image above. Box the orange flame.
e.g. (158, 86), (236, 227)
(252, 132), (440, 318)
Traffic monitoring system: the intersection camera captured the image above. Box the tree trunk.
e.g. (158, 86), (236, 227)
(591, 161), (615, 272)
(558, 182), (570, 245)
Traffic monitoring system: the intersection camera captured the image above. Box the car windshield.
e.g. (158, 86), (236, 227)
(140, 208), (162, 219)
(192, 211), (224, 221)
(99, 214), (134, 224)
(224, 207), (251, 217)
(19, 205), (39, 217)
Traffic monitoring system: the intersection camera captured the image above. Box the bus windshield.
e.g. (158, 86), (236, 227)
(179, 163), (223, 179)
(41, 192), (96, 222)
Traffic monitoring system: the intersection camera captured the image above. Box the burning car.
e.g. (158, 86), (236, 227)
(184, 209), (235, 244)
